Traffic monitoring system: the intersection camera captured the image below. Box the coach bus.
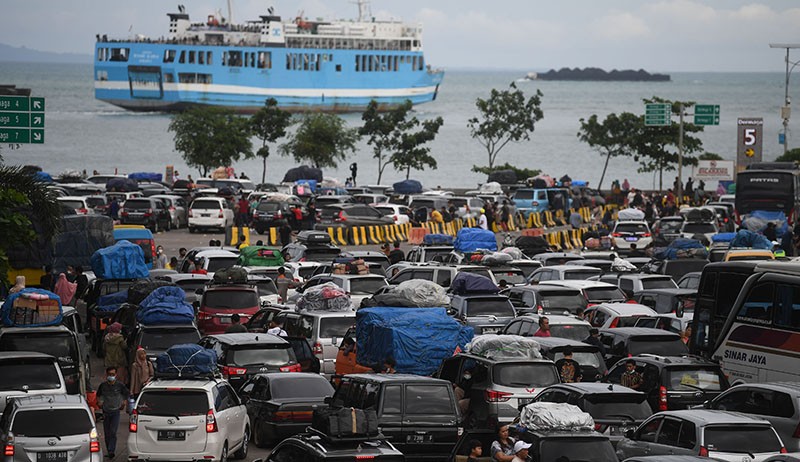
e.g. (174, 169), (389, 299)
(735, 167), (800, 223)
(711, 261), (800, 384)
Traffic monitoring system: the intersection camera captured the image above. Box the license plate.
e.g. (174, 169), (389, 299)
(38, 452), (67, 462)
(482, 327), (500, 334)
(201, 214), (211, 218)
(219, 316), (231, 324)
(406, 434), (433, 444)
(157, 430), (186, 441)
(518, 397), (535, 407)
(625, 237), (638, 241)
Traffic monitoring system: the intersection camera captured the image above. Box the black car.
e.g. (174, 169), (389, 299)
(503, 285), (588, 315)
(282, 231), (342, 263)
(604, 354), (730, 412)
(251, 200), (291, 234)
(448, 294), (517, 335)
(315, 204), (394, 230)
(634, 288), (697, 314)
(240, 372), (334, 446)
(332, 373), (461, 460)
(598, 327), (689, 367)
(533, 337), (607, 382)
(533, 382), (653, 446)
(119, 197), (172, 232)
(129, 323), (201, 362)
(197, 333), (300, 390)
(261, 431), (403, 462)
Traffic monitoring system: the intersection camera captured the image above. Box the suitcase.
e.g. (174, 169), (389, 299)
(312, 407), (378, 438)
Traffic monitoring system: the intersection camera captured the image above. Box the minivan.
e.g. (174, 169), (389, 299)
(512, 188), (571, 218)
(113, 225), (156, 269)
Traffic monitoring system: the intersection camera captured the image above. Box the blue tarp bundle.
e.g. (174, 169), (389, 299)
(423, 234), (454, 245)
(128, 172), (162, 182)
(156, 344), (218, 376)
(356, 307), (473, 376)
(392, 179), (423, 195)
(653, 238), (708, 260)
(1, 288), (63, 327)
(295, 179), (318, 191)
(35, 171), (53, 182)
(136, 286), (195, 325)
(454, 227), (498, 253)
(450, 272), (500, 295)
(106, 177), (139, 192)
(743, 210), (790, 238)
(96, 289), (128, 314)
(712, 233), (736, 243)
(730, 229), (773, 250)
(91, 240), (149, 280)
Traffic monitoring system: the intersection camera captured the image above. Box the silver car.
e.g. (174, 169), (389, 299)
(150, 194), (189, 229)
(0, 394), (102, 462)
(0, 352), (66, 417)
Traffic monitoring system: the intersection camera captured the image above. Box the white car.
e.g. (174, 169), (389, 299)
(128, 378), (250, 462)
(192, 249), (239, 275)
(57, 196), (95, 215)
(188, 197), (235, 233)
(373, 203), (411, 224)
(150, 194), (189, 229)
(584, 302), (658, 329)
(611, 220), (653, 253)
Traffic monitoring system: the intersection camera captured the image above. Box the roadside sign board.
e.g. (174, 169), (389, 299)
(736, 117), (763, 171)
(694, 104), (720, 125)
(0, 95), (45, 144)
(693, 160), (735, 182)
(645, 103), (671, 126)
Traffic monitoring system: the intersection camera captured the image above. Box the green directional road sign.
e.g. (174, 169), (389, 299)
(0, 112), (30, 128)
(694, 104), (720, 125)
(645, 103), (671, 126)
(695, 114), (720, 125)
(30, 113), (44, 128)
(30, 129), (44, 144)
(30, 97), (45, 112)
(0, 96), (29, 111)
(0, 128), (31, 143)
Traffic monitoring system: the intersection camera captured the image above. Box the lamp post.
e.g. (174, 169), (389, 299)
(770, 43), (800, 154)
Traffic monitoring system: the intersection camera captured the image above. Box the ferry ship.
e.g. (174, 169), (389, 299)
(93, 1), (444, 113)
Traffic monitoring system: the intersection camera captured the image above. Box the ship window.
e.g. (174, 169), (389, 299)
(163, 73), (174, 83)
(419, 56), (425, 70)
(228, 51), (242, 67)
(109, 47), (129, 62)
(188, 51), (196, 64)
(163, 50), (176, 63)
(336, 64), (341, 72)
(198, 51), (205, 65)
(361, 55), (367, 72)
(96, 70), (108, 81)
(177, 50), (185, 64)
(368, 55), (373, 72)
(412, 56), (417, 70)
(257, 52), (271, 69)
(249, 52), (255, 68)
(96, 48), (105, 61)
(207, 52), (213, 65)
(355, 55), (360, 72)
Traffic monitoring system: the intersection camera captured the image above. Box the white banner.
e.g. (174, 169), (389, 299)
(693, 160), (735, 181)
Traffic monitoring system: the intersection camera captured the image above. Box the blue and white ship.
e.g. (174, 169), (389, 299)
(94, 1), (444, 112)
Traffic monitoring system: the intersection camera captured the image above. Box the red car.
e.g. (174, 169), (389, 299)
(197, 284), (260, 335)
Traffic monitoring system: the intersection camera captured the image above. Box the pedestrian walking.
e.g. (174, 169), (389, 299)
(554, 348), (582, 383)
(129, 347), (154, 397)
(54, 273), (77, 305)
(96, 367), (129, 459)
(279, 221), (293, 247)
(275, 266), (300, 303)
(103, 323), (129, 385)
(478, 209), (488, 230)
(500, 201), (510, 231)
(154, 245), (168, 269)
(108, 197), (120, 221)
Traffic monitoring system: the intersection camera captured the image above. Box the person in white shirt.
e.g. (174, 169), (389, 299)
(511, 441), (531, 462)
(478, 209), (488, 230)
(267, 319), (287, 337)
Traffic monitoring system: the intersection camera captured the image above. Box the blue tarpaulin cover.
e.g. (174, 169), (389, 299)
(1, 288), (63, 327)
(156, 344), (218, 376)
(91, 240), (149, 280)
(356, 307), (473, 376)
(423, 234), (454, 245)
(95, 289), (129, 314)
(450, 272), (500, 295)
(128, 172), (163, 182)
(744, 210), (790, 238)
(712, 233), (736, 243)
(392, 179), (423, 195)
(454, 227), (498, 253)
(730, 229), (773, 250)
(35, 171), (53, 182)
(653, 238), (707, 260)
(136, 286), (195, 325)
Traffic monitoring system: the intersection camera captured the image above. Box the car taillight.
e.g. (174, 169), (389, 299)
(197, 311), (213, 320)
(612, 232), (622, 237)
(699, 446), (708, 456)
(659, 386), (668, 411)
(78, 208), (88, 215)
(594, 423), (608, 432)
(4, 436), (13, 456)
(642, 233), (651, 237)
(206, 410), (218, 433)
(335, 210), (347, 222)
(144, 208), (153, 217)
(484, 389), (512, 402)
(221, 366), (247, 377)
(532, 201), (539, 206)
(273, 410), (313, 422)
(393, 215), (398, 221)
(169, 206), (175, 211)
(276, 211), (283, 219)
(279, 364), (302, 372)
(129, 410), (138, 432)
(90, 428), (101, 452)
(355, 456), (375, 460)
(218, 210), (224, 218)
(121, 210), (129, 217)
(609, 318), (619, 328)
(781, 447), (788, 453)
(312, 342), (323, 355)
(188, 209), (193, 217)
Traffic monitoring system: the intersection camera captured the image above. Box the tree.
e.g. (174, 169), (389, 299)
(250, 98), (293, 184)
(390, 116), (444, 179)
(775, 147), (800, 162)
(169, 107), (253, 177)
(577, 112), (640, 191)
(280, 113), (360, 169)
(471, 163), (541, 181)
(699, 152), (724, 161)
(468, 83), (544, 169)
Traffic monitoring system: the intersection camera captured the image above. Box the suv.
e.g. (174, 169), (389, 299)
(540, 280), (628, 304)
(503, 285), (587, 316)
(611, 220), (653, 253)
(273, 310), (356, 375)
(264, 431), (403, 461)
(652, 216), (685, 243)
(448, 294), (517, 335)
(197, 283), (261, 335)
(251, 200), (291, 234)
(534, 382), (653, 446)
(129, 324), (201, 362)
(634, 288), (697, 314)
(387, 263), (492, 288)
(435, 352), (560, 425)
(531, 252), (585, 267)
(316, 204), (394, 230)
(0, 352), (66, 415)
(197, 333), (300, 390)
(534, 337), (608, 382)
(512, 187), (571, 218)
(616, 409), (785, 460)
(128, 378), (250, 462)
(0, 326), (87, 395)
(503, 313), (592, 342)
(529, 265), (602, 283)
(331, 374), (461, 460)
(405, 245), (456, 264)
(0, 394), (101, 462)
(585, 302), (657, 329)
(599, 274), (678, 299)
(642, 258), (710, 283)
(188, 197), (235, 233)
(605, 355), (729, 411)
(599, 328), (689, 367)
(120, 197), (172, 232)
(282, 232), (342, 263)
(297, 274), (387, 307)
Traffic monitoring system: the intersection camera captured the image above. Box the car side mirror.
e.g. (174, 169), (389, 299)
(446, 307), (457, 316)
(703, 400), (710, 409)
(625, 429), (635, 439)
(195, 288), (204, 295)
(675, 305), (685, 318)
(324, 396), (333, 405)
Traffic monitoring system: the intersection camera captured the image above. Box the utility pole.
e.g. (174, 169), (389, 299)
(769, 43), (800, 153)
(678, 103), (684, 205)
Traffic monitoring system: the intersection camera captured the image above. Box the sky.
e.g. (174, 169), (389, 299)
(2, 0), (800, 72)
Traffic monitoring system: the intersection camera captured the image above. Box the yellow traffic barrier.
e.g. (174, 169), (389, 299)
(351, 227), (366, 245)
(335, 227), (348, 246)
(395, 224), (406, 241)
(269, 227), (278, 246)
(230, 226), (250, 247)
(561, 230), (573, 250)
(368, 226), (381, 245)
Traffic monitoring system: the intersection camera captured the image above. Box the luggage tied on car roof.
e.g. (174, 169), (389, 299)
(297, 282), (353, 312)
(155, 343), (218, 377)
(454, 227), (498, 253)
(519, 402), (594, 431)
(90, 240), (149, 280)
(1, 288), (63, 327)
(311, 407), (379, 439)
(450, 272), (499, 295)
(136, 286), (195, 325)
(651, 238), (709, 260)
(467, 334), (542, 360)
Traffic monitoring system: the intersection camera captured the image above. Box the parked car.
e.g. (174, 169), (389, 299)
(531, 252), (585, 267)
(502, 285), (587, 315)
(85, 195), (109, 215)
(541, 280), (629, 304)
(681, 220), (718, 243)
(282, 232), (341, 263)
(634, 288), (696, 314)
(449, 294), (517, 335)
(585, 303), (658, 329)
(529, 264), (602, 283)
(634, 314), (691, 336)
(676, 271), (701, 290)
(188, 197), (235, 233)
(296, 274), (387, 307)
(263, 431), (403, 461)
(250, 200), (291, 234)
(598, 328), (689, 367)
(273, 310), (356, 375)
(150, 194), (189, 229)
(373, 203), (411, 224)
(316, 204), (394, 230)
(189, 250), (239, 274)
(1, 394), (102, 461)
(503, 313), (592, 342)
(534, 337), (608, 382)
(196, 283), (261, 335)
(612, 220), (653, 253)
(154, 273), (212, 307)
(642, 258), (710, 283)
(239, 372), (334, 446)
(615, 409), (785, 460)
(129, 323), (201, 362)
(119, 197), (172, 232)
(0, 352), (66, 416)
(600, 274), (678, 299)
(652, 216), (685, 243)
(113, 225), (157, 269)
(405, 245), (456, 263)
(57, 196), (95, 215)
(387, 263), (490, 288)
(128, 377), (250, 462)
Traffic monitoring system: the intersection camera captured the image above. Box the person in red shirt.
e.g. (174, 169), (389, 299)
(190, 259), (208, 275)
(533, 316), (551, 337)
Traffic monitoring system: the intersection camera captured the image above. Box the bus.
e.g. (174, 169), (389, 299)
(710, 261), (800, 384)
(735, 168), (800, 223)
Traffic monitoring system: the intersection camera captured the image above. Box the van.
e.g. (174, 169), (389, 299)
(512, 188), (571, 218)
(273, 310), (356, 375)
(113, 225), (156, 269)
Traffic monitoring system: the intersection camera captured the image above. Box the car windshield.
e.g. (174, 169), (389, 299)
(553, 351), (601, 369)
(253, 279), (278, 295)
(140, 329), (200, 351)
(176, 280), (208, 293)
(422, 248), (453, 262)
(319, 317), (355, 338)
(124, 199), (152, 209)
(256, 202), (282, 212)
(641, 279), (677, 289)
(203, 290), (258, 310)
(660, 221), (684, 232)
(270, 376), (334, 399)
(539, 292), (587, 313)
(137, 390), (207, 416)
(493, 363), (560, 388)
(666, 367), (724, 391)
(564, 270), (600, 280)
(207, 257), (239, 273)
(628, 336), (689, 356)
(704, 426), (782, 453)
(616, 223), (649, 234)
(348, 278), (387, 295)
(540, 438), (618, 461)
(683, 223), (716, 234)
(230, 346), (291, 366)
(465, 298), (515, 317)
(490, 269), (527, 286)
(301, 248), (341, 262)
(514, 190), (534, 200)
(0, 334), (78, 367)
(191, 200), (222, 210)
(584, 287), (627, 303)
(297, 267), (317, 279)
(85, 197), (106, 207)
(583, 393), (652, 420)
(549, 324), (591, 342)
(12, 409), (93, 437)
(0, 359), (61, 391)
(59, 200), (84, 209)
(617, 316), (651, 327)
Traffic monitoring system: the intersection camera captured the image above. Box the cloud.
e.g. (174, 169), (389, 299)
(589, 12), (649, 41)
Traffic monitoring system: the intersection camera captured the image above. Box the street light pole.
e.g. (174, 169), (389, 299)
(769, 43), (800, 154)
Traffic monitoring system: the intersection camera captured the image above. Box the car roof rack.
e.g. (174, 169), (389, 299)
(304, 426), (385, 444)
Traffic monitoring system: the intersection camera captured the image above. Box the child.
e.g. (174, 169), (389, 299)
(467, 439), (482, 462)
